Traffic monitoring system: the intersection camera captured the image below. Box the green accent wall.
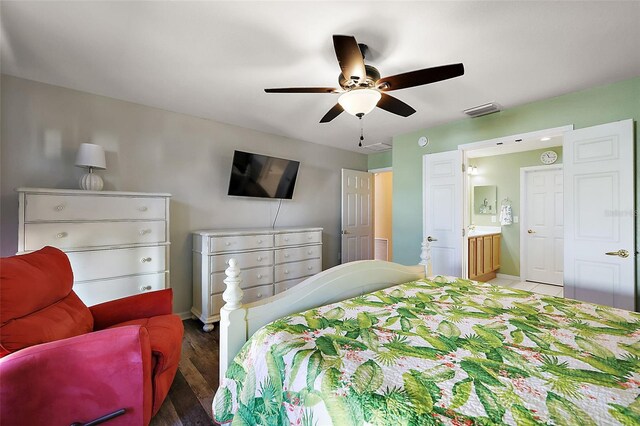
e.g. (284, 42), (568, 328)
(470, 147), (563, 276)
(368, 150), (392, 170)
(389, 77), (640, 281)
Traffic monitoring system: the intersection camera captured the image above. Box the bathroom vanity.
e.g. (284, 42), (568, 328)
(468, 227), (501, 282)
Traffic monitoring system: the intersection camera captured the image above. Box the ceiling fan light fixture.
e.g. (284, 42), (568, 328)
(338, 88), (381, 116)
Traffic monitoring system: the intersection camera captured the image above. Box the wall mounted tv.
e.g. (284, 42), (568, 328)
(227, 150), (300, 199)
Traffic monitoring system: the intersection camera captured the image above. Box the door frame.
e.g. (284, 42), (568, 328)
(369, 167), (392, 173)
(458, 125), (574, 279)
(519, 164), (564, 283)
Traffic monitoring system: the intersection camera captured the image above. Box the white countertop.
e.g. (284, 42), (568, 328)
(468, 226), (501, 237)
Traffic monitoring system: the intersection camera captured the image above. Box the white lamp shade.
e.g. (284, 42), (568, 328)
(338, 88), (382, 116)
(75, 143), (106, 169)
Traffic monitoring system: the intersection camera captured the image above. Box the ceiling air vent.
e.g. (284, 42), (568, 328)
(463, 102), (501, 118)
(363, 142), (392, 152)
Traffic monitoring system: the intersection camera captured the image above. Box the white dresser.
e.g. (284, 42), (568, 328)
(17, 188), (171, 306)
(192, 227), (322, 331)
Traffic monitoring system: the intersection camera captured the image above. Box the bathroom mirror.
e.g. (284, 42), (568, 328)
(474, 185), (497, 215)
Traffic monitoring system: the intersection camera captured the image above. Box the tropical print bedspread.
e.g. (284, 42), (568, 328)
(213, 277), (640, 425)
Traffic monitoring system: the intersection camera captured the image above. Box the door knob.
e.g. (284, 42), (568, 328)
(605, 249), (630, 258)
(427, 236), (438, 242)
(341, 230), (349, 235)
(527, 229), (536, 234)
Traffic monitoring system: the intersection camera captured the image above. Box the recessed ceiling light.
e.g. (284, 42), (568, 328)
(540, 137), (551, 141)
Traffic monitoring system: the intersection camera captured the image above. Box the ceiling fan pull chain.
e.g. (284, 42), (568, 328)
(358, 114), (364, 147)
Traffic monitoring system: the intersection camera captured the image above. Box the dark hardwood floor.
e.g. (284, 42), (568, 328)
(151, 319), (219, 426)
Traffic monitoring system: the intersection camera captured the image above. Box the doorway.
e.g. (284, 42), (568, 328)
(464, 132), (567, 286)
(424, 121), (635, 310)
(340, 168), (393, 263)
(373, 171), (393, 261)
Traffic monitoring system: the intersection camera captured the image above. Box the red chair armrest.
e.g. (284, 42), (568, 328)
(0, 325), (153, 426)
(90, 288), (174, 330)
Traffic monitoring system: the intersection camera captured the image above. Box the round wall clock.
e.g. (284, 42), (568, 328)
(540, 150), (558, 164)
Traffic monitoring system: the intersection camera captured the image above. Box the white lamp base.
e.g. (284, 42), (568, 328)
(79, 172), (104, 191)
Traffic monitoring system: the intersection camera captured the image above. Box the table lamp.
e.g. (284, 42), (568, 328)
(75, 143), (106, 190)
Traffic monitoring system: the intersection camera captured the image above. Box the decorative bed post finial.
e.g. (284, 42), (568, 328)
(419, 237), (433, 277)
(223, 258), (243, 310)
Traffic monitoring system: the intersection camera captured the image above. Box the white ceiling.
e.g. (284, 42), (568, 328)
(2, 1), (639, 153)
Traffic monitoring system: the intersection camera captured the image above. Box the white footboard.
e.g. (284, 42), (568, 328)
(219, 259), (428, 379)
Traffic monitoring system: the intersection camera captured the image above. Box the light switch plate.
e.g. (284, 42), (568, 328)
(513, 216), (519, 223)
(491, 215), (497, 223)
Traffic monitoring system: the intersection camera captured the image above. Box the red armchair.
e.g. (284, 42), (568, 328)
(0, 246), (184, 426)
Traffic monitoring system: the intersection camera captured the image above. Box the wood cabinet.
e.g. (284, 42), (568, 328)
(192, 227), (322, 331)
(17, 188), (171, 306)
(468, 233), (501, 282)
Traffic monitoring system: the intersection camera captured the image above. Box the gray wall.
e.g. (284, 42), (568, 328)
(0, 74), (367, 315)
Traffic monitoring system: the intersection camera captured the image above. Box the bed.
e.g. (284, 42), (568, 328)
(212, 246), (640, 425)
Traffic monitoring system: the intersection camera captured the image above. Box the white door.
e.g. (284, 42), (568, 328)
(564, 119), (635, 310)
(423, 151), (463, 276)
(341, 169), (374, 263)
(523, 167), (563, 286)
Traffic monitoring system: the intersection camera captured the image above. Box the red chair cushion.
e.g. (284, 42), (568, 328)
(0, 247), (93, 357)
(107, 314), (184, 413)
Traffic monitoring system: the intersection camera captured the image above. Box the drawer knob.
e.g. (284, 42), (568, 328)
(307, 266), (313, 270)
(55, 204), (65, 211)
(225, 242), (232, 246)
(257, 274), (263, 279)
(257, 256), (262, 261)
(141, 257), (152, 263)
(257, 293), (263, 298)
(284, 237), (289, 241)
(138, 206), (148, 212)
(284, 254), (290, 258)
(308, 235), (313, 239)
(284, 270), (290, 274)
(56, 232), (68, 239)
(139, 229), (151, 235)
(257, 239), (263, 244)
(140, 285), (152, 291)
(307, 250), (313, 255)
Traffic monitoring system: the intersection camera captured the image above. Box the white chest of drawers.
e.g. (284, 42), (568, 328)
(192, 227), (322, 331)
(17, 188), (171, 306)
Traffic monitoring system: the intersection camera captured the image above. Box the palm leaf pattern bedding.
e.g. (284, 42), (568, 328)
(213, 277), (640, 425)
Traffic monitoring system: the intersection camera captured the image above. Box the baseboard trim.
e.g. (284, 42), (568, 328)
(177, 311), (194, 320)
(496, 273), (521, 281)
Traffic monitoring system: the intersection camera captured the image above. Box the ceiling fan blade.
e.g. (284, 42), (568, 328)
(377, 63), (464, 91)
(265, 87), (338, 93)
(377, 93), (416, 117)
(332, 35), (366, 82)
(319, 103), (344, 123)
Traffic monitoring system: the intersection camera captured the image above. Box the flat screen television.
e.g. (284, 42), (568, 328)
(227, 150), (300, 199)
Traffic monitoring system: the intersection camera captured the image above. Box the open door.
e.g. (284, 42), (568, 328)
(423, 150), (463, 276)
(564, 119), (635, 310)
(341, 169), (374, 263)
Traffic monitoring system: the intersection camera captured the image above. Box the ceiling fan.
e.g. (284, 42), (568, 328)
(265, 35), (464, 123)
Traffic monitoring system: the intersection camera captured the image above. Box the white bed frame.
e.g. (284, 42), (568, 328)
(218, 238), (433, 378)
